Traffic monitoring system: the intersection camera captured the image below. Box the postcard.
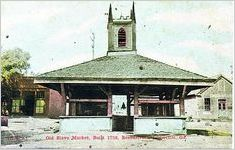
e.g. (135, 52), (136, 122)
(1, 1), (234, 149)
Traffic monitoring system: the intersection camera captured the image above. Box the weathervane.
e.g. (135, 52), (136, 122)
(90, 32), (95, 59)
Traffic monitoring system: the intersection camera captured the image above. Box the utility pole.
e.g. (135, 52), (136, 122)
(90, 32), (95, 59)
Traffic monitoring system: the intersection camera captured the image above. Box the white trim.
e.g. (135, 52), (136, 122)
(107, 51), (136, 56)
(202, 111), (212, 115)
(66, 102), (69, 116)
(34, 79), (213, 86)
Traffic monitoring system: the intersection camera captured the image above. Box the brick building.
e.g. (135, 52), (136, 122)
(10, 76), (63, 118)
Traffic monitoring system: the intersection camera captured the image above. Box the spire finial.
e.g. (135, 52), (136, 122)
(130, 1), (136, 23)
(108, 3), (113, 23)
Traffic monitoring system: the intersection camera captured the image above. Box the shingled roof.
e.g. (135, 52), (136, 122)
(35, 54), (214, 84)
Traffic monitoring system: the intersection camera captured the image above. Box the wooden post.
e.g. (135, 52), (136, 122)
(66, 102), (69, 116)
(172, 88), (177, 100)
(60, 83), (66, 116)
(107, 87), (112, 116)
(170, 88), (177, 116)
(179, 85), (187, 116)
(77, 103), (81, 115)
(67, 89), (75, 116)
(127, 94), (131, 117)
(69, 103), (76, 116)
(134, 86), (139, 117)
(162, 104), (165, 116)
(126, 94), (131, 129)
(98, 86), (112, 117)
(107, 93), (112, 116)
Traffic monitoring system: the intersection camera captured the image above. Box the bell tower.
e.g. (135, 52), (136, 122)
(107, 2), (137, 56)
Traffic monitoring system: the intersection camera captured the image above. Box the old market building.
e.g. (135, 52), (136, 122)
(35, 3), (215, 134)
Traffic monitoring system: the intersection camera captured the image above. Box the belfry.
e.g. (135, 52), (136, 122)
(107, 3), (136, 55)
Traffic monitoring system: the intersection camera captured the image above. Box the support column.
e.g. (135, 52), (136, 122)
(66, 102), (69, 116)
(107, 92), (112, 116)
(60, 83), (66, 116)
(107, 86), (112, 117)
(69, 103), (76, 116)
(126, 94), (131, 130)
(162, 104), (165, 116)
(179, 85), (187, 116)
(127, 94), (131, 117)
(98, 86), (112, 117)
(171, 88), (177, 116)
(134, 86), (139, 117)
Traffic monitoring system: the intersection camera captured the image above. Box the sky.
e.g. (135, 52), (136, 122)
(1, 1), (234, 79)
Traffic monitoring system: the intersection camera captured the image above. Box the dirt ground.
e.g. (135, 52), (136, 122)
(1, 117), (233, 149)
(186, 120), (232, 133)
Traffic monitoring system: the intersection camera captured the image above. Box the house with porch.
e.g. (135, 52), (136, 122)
(35, 3), (215, 134)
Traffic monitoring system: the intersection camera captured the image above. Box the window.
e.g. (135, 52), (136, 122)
(141, 104), (174, 117)
(35, 91), (45, 114)
(218, 99), (226, 110)
(12, 99), (25, 113)
(36, 91), (45, 99)
(35, 99), (45, 114)
(77, 102), (107, 116)
(204, 98), (210, 111)
(118, 28), (126, 47)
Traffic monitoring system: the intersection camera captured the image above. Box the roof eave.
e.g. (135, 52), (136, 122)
(34, 77), (215, 86)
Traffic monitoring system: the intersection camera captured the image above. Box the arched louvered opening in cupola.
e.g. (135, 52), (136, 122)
(118, 28), (126, 47)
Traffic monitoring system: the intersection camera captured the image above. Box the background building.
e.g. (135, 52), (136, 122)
(10, 76), (63, 118)
(184, 75), (232, 120)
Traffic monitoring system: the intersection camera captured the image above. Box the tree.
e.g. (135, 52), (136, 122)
(1, 48), (31, 115)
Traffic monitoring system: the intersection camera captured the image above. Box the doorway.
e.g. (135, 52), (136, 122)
(112, 95), (133, 131)
(23, 91), (35, 116)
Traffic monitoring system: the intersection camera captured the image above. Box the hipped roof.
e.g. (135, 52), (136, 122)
(35, 54), (214, 85)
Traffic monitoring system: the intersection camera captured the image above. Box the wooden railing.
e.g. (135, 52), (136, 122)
(69, 99), (107, 102)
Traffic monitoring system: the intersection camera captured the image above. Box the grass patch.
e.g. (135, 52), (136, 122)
(187, 129), (231, 136)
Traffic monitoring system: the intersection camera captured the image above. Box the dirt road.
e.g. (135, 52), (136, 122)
(1, 117), (233, 149)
